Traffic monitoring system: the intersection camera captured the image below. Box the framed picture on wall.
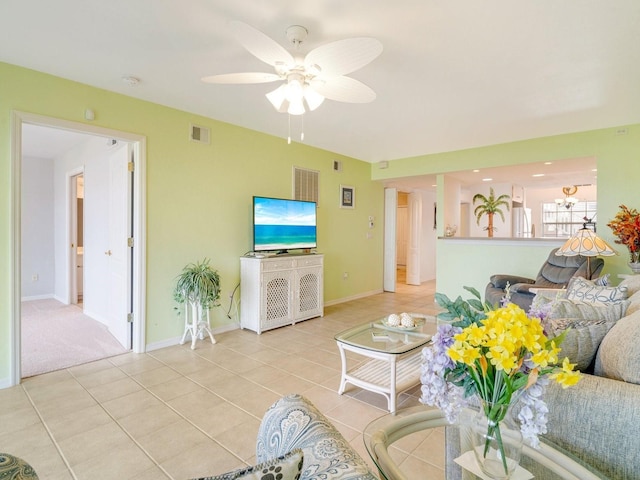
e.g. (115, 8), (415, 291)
(340, 185), (355, 209)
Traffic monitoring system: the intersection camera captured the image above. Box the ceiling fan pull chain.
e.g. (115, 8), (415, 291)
(301, 114), (304, 141)
(287, 114), (292, 144)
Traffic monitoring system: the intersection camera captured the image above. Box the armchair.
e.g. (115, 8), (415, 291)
(485, 248), (604, 310)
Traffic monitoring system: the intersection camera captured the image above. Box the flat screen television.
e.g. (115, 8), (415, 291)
(253, 196), (317, 253)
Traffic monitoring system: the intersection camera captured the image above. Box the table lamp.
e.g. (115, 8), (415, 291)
(555, 227), (617, 279)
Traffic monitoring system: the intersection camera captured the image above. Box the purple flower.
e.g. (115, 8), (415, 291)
(517, 376), (550, 448)
(420, 324), (466, 423)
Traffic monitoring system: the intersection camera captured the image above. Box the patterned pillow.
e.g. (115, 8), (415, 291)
(550, 299), (629, 325)
(594, 273), (610, 286)
(566, 277), (628, 304)
(192, 449), (303, 480)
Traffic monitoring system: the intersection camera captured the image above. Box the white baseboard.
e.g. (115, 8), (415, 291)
(21, 294), (54, 302)
(145, 323), (240, 352)
(0, 376), (14, 389)
(324, 289), (383, 307)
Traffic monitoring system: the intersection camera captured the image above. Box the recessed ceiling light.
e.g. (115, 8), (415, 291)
(431, 184), (437, 187)
(532, 173), (545, 177)
(592, 168), (598, 172)
(544, 162), (552, 165)
(482, 178), (492, 182)
(473, 169), (480, 173)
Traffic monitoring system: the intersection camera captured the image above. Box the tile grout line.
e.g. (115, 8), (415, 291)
(20, 383), (79, 480)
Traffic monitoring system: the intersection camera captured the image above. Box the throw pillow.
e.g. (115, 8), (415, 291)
(566, 277), (628, 305)
(594, 309), (640, 384)
(192, 449), (304, 480)
(619, 274), (640, 297)
(626, 290), (640, 316)
(552, 319), (617, 371)
(594, 273), (610, 286)
(550, 299), (629, 324)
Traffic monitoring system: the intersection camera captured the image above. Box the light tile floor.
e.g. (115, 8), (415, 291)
(1, 280), (445, 480)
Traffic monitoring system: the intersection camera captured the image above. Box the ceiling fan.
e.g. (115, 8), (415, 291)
(202, 21), (383, 116)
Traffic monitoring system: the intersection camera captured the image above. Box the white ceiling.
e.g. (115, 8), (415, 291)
(4, 1), (639, 185)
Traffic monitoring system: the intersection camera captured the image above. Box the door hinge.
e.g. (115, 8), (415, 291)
(128, 161), (134, 172)
(127, 313), (134, 323)
(127, 237), (134, 247)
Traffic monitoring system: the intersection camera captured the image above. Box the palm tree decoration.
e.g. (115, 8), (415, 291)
(473, 188), (511, 237)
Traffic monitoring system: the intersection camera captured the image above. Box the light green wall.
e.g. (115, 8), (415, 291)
(3, 60), (640, 384)
(0, 62), (384, 382)
(374, 126), (640, 298)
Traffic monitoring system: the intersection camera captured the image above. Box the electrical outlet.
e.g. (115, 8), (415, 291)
(343, 272), (349, 280)
(32, 274), (38, 282)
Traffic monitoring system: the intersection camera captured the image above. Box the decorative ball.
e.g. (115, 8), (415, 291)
(400, 312), (415, 328)
(386, 313), (401, 326)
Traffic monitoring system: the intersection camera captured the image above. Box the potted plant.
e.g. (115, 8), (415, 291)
(174, 258), (221, 348)
(473, 187), (511, 238)
(607, 204), (640, 273)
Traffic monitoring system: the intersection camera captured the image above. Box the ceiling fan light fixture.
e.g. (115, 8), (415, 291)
(285, 74), (304, 102)
(288, 97), (305, 116)
(266, 84), (287, 110)
(303, 84), (325, 111)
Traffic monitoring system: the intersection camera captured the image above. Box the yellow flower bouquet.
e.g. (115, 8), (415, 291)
(421, 290), (581, 478)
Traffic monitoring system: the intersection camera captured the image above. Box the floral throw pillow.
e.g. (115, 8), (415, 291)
(566, 276), (628, 305)
(192, 449), (304, 480)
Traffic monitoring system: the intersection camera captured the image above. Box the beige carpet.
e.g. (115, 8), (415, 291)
(21, 298), (129, 378)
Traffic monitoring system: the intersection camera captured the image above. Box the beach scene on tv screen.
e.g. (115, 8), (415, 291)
(254, 197), (317, 251)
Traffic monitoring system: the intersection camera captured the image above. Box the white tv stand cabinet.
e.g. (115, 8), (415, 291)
(240, 254), (324, 334)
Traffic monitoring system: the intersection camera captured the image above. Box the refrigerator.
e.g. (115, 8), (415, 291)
(512, 207), (532, 237)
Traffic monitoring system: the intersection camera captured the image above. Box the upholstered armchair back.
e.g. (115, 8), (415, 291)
(535, 248), (603, 287)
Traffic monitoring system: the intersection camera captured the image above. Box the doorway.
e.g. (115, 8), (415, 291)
(10, 112), (146, 385)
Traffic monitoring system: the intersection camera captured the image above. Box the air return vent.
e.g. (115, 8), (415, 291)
(190, 124), (210, 144)
(293, 167), (319, 204)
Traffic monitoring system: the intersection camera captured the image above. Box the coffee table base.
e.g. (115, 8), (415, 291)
(337, 342), (423, 413)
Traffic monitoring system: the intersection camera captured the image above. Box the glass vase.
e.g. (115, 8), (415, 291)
(471, 399), (523, 479)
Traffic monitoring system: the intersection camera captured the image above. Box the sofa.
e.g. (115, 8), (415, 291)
(485, 248), (604, 311)
(447, 274), (640, 479)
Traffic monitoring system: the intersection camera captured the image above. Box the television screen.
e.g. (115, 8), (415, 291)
(253, 196), (317, 252)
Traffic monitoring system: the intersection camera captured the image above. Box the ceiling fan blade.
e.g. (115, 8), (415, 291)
(201, 72), (281, 84)
(311, 76), (376, 103)
(305, 37), (383, 76)
(229, 21), (294, 67)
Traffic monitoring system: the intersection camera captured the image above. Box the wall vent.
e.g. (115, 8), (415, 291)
(333, 160), (342, 172)
(293, 167), (319, 204)
(190, 124), (210, 144)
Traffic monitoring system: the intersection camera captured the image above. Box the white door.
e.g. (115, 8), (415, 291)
(406, 192), (422, 285)
(107, 145), (131, 348)
(383, 188), (397, 292)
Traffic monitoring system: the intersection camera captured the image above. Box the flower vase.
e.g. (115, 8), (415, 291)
(628, 262), (640, 275)
(471, 400), (523, 479)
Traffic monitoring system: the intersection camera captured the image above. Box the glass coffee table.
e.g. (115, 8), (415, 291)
(334, 315), (435, 413)
(364, 406), (608, 480)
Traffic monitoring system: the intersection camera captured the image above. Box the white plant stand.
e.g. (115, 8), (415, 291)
(179, 300), (216, 349)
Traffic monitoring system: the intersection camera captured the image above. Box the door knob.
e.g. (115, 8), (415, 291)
(105, 250), (112, 256)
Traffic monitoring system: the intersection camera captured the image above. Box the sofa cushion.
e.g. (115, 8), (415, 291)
(192, 449), (304, 480)
(594, 309), (640, 384)
(566, 277), (628, 304)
